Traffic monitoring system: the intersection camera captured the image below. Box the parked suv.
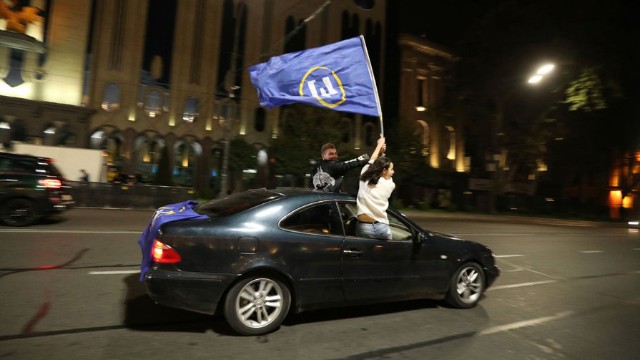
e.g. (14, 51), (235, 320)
(0, 152), (74, 226)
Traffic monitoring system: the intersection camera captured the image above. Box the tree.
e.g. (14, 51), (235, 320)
(386, 119), (442, 207)
(268, 104), (347, 179)
(228, 136), (257, 171)
(453, 0), (639, 206)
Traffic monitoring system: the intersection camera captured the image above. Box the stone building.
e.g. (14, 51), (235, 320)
(0, 0), (463, 194)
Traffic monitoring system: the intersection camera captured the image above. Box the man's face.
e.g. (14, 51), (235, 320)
(322, 148), (338, 160)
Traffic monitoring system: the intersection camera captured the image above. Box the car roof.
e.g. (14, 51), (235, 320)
(259, 187), (356, 200)
(0, 152), (52, 162)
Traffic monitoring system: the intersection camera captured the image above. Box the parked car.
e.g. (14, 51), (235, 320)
(142, 188), (500, 335)
(0, 152), (74, 226)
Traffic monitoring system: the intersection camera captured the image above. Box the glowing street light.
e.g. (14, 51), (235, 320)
(528, 63), (555, 84)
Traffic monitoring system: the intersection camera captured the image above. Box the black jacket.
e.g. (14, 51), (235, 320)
(312, 156), (368, 192)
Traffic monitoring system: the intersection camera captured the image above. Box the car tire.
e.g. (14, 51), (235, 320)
(1, 198), (38, 227)
(223, 275), (291, 336)
(445, 262), (485, 308)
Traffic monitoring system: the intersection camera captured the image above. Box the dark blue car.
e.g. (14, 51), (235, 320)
(143, 188), (500, 335)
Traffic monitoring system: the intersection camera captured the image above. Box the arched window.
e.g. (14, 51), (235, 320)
(173, 140), (202, 187)
(102, 83), (120, 111)
(133, 134), (165, 182)
(90, 129), (125, 170)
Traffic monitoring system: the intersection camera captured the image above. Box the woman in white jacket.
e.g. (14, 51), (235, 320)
(356, 137), (395, 240)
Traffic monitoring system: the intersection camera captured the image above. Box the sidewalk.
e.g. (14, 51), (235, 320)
(399, 209), (627, 228)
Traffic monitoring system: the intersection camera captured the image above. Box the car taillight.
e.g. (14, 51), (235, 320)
(38, 178), (62, 189)
(152, 239), (182, 264)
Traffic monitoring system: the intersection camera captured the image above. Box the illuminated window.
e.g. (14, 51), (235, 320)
(415, 120), (429, 157)
(446, 126), (456, 160)
(145, 90), (162, 118)
(42, 124), (56, 145)
(416, 77), (427, 111)
(101, 83), (120, 111)
(183, 97), (199, 123)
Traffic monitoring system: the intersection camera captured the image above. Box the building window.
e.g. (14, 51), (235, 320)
(446, 125), (456, 160)
(101, 83), (120, 111)
(43, 124), (56, 145)
(173, 140), (202, 187)
(145, 90), (163, 118)
(183, 96), (199, 123)
(364, 123), (375, 147)
(416, 77), (427, 111)
(254, 107), (266, 132)
(90, 130), (106, 149)
(133, 135), (165, 182)
(416, 120), (429, 157)
(340, 117), (352, 144)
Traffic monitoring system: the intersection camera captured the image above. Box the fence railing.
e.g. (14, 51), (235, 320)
(68, 182), (197, 209)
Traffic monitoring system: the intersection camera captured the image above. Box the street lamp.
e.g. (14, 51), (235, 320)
(216, 98), (237, 198)
(527, 63), (555, 84)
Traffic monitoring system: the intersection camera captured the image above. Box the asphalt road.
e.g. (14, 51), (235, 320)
(0, 208), (638, 360)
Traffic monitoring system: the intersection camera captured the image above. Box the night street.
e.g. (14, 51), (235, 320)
(1, 208), (638, 359)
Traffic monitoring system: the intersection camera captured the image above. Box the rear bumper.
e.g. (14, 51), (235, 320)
(145, 269), (238, 315)
(45, 192), (74, 213)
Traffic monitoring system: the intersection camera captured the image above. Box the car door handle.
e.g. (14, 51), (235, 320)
(343, 249), (363, 257)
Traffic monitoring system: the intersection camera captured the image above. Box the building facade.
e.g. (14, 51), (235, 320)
(397, 34), (464, 173)
(1, 0), (464, 195)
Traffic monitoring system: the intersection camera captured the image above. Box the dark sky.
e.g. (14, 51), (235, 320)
(394, 0), (500, 48)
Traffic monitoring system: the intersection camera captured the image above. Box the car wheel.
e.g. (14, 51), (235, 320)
(223, 275), (291, 336)
(1, 198), (38, 227)
(445, 262), (485, 308)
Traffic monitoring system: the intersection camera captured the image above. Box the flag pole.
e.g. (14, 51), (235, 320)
(359, 35), (384, 137)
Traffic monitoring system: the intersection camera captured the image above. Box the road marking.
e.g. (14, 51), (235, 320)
(579, 250), (604, 253)
(478, 311), (574, 335)
(495, 254), (524, 258)
(0, 229), (141, 234)
(89, 270), (140, 275)
(489, 280), (558, 291)
(633, 248), (640, 251)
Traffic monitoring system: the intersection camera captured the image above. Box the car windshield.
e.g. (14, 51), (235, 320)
(195, 189), (281, 217)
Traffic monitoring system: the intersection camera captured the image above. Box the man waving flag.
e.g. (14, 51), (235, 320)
(249, 36), (382, 118)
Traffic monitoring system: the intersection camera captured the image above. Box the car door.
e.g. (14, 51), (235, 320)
(337, 202), (442, 303)
(279, 201), (346, 308)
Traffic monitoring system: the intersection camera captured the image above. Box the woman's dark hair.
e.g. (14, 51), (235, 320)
(360, 157), (392, 185)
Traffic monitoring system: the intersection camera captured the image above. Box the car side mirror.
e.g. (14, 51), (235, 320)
(415, 232), (427, 244)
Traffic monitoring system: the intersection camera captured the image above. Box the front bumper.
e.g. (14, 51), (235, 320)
(484, 264), (500, 289)
(145, 268), (238, 315)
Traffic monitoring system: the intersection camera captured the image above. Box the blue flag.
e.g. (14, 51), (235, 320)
(249, 36), (381, 117)
(137, 200), (208, 282)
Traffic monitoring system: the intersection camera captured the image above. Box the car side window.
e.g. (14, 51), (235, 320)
(387, 211), (413, 241)
(0, 158), (29, 173)
(337, 202), (358, 237)
(280, 202), (342, 236)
